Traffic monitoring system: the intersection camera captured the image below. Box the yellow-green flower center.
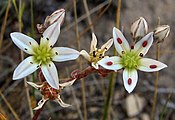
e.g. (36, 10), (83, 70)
(120, 51), (140, 69)
(33, 39), (54, 65)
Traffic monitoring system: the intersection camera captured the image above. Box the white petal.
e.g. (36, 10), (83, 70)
(133, 32), (153, 56)
(10, 32), (39, 54)
(59, 79), (76, 87)
(26, 81), (43, 90)
(92, 62), (99, 69)
(33, 98), (48, 110)
(41, 62), (59, 89)
(123, 69), (138, 93)
(137, 58), (167, 72)
(80, 50), (91, 61)
(43, 22), (60, 46)
(52, 47), (80, 62)
(13, 56), (38, 80)
(113, 27), (130, 55)
(98, 56), (123, 71)
(100, 38), (113, 51)
(56, 95), (71, 107)
(45, 9), (65, 26)
(90, 33), (97, 53)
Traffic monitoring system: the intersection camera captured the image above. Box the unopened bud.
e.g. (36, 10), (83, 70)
(131, 17), (148, 42)
(153, 25), (170, 43)
(37, 9), (65, 33)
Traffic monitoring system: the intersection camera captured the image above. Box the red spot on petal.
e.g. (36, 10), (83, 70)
(131, 45), (134, 49)
(117, 38), (122, 44)
(142, 41), (148, 47)
(128, 78), (132, 85)
(106, 61), (113, 66)
(149, 65), (157, 69)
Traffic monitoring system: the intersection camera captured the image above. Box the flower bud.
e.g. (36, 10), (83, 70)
(37, 9), (65, 33)
(153, 25), (170, 43)
(131, 17), (148, 42)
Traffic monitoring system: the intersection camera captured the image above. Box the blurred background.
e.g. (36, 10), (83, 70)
(0, 0), (174, 120)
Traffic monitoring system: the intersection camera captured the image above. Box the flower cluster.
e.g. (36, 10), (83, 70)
(10, 9), (79, 110)
(11, 10), (79, 90)
(98, 27), (167, 93)
(98, 17), (170, 93)
(10, 9), (170, 111)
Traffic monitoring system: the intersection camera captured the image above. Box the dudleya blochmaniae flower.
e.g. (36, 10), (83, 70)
(98, 27), (167, 93)
(10, 10), (80, 89)
(80, 33), (113, 69)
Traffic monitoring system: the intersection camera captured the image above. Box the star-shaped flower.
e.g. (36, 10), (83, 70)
(80, 33), (113, 69)
(98, 27), (167, 93)
(10, 20), (80, 89)
(27, 80), (75, 110)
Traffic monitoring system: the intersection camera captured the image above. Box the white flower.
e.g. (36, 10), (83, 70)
(27, 80), (75, 110)
(98, 27), (167, 93)
(10, 21), (80, 89)
(80, 33), (113, 69)
(154, 25), (170, 43)
(131, 17), (148, 42)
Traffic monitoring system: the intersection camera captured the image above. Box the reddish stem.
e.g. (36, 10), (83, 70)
(63, 66), (113, 82)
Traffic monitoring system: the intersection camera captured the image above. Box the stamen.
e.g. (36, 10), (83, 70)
(128, 78), (132, 85)
(41, 35), (43, 38)
(139, 53), (143, 57)
(122, 51), (125, 54)
(46, 38), (49, 40)
(30, 62), (33, 64)
(29, 42), (32, 45)
(142, 41), (148, 47)
(93, 51), (96, 57)
(55, 52), (58, 55)
(49, 64), (51, 67)
(149, 65), (157, 69)
(106, 61), (113, 66)
(117, 38), (122, 44)
(24, 48), (27, 50)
